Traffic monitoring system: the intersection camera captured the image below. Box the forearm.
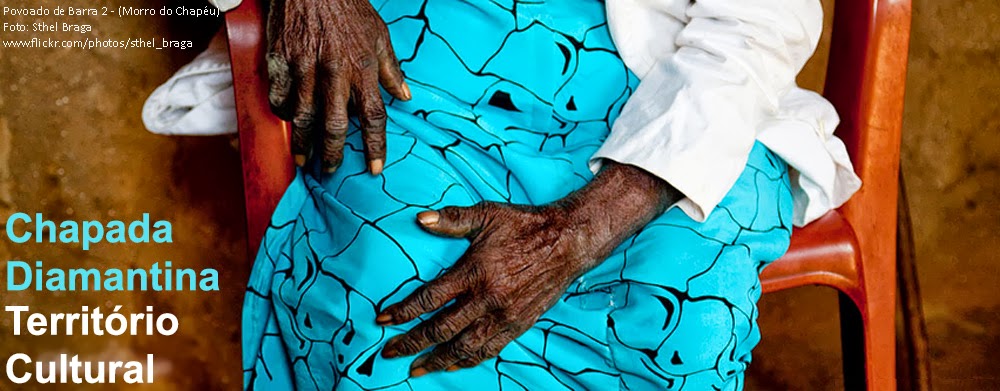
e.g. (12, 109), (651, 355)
(559, 161), (683, 265)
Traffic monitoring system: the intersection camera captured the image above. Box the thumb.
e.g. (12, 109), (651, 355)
(416, 204), (491, 238)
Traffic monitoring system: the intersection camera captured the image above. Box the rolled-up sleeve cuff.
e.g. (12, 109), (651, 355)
(589, 132), (752, 223)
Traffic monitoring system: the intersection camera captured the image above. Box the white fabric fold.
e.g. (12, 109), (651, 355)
(597, 0), (860, 226)
(208, 0), (240, 12)
(141, 30), (237, 136)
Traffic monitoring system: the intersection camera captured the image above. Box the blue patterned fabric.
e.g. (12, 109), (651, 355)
(242, 1), (794, 390)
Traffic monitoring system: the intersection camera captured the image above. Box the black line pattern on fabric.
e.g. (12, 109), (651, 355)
(244, 1), (793, 390)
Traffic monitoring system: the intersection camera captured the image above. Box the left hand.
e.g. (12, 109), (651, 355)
(376, 163), (684, 377)
(377, 202), (597, 376)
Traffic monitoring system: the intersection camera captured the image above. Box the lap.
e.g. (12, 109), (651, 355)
(243, 127), (793, 390)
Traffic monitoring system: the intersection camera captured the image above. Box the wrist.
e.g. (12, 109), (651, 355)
(555, 162), (683, 262)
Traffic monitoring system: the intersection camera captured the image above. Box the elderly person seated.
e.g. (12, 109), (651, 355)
(217, 0), (862, 389)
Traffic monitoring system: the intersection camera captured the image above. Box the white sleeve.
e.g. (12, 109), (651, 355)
(208, 0), (242, 12)
(594, 0), (825, 221)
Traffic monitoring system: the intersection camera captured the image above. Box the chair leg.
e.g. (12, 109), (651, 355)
(864, 286), (898, 391)
(840, 285), (898, 391)
(840, 292), (867, 390)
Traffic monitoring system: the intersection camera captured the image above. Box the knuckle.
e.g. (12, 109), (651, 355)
(422, 323), (451, 344)
(326, 117), (350, 133)
(499, 310), (523, 325)
(324, 128), (346, 143)
(473, 201), (496, 211)
(363, 108), (388, 126)
(474, 202), (496, 212)
(292, 113), (314, 129)
(362, 112), (386, 133)
(464, 264), (486, 284)
(474, 202), (499, 220)
(450, 341), (476, 360)
(358, 56), (378, 72)
(375, 38), (390, 56)
(485, 298), (508, 315)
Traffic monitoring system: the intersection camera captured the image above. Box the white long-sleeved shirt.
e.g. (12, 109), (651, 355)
(207, 0), (861, 227)
(599, 0), (860, 226)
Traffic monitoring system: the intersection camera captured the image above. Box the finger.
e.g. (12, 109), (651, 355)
(377, 267), (467, 326)
(321, 74), (350, 173)
(416, 203), (491, 238)
(290, 62), (318, 165)
(453, 330), (517, 370)
(376, 37), (410, 101)
(381, 297), (486, 359)
(409, 319), (503, 377)
(266, 52), (293, 119)
(355, 77), (388, 175)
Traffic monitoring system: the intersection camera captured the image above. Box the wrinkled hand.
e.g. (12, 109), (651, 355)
(267, 0), (410, 174)
(376, 163), (684, 377)
(377, 202), (598, 375)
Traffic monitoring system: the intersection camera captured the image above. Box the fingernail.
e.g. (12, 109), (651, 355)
(294, 154), (306, 167)
(369, 159), (384, 176)
(447, 365), (460, 372)
(410, 367), (428, 378)
(417, 211), (439, 227)
(375, 313), (392, 325)
(402, 81), (412, 101)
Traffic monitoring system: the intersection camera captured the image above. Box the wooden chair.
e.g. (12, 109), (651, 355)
(225, 1), (911, 389)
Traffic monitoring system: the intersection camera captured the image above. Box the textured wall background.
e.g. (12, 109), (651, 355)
(0, 1), (243, 389)
(750, 0), (1000, 390)
(0, 0), (996, 389)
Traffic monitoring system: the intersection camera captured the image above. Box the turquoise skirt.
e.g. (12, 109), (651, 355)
(243, 1), (794, 389)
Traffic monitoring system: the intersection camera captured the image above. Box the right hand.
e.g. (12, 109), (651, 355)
(266, 0), (410, 175)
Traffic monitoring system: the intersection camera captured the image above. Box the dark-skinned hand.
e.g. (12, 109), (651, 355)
(266, 0), (410, 174)
(377, 162), (684, 377)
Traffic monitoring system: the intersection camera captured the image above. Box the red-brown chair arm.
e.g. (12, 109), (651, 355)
(226, 0), (295, 255)
(762, 211), (861, 296)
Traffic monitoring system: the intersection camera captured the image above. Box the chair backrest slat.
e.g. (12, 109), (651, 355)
(823, 0), (910, 268)
(227, 0), (294, 255)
